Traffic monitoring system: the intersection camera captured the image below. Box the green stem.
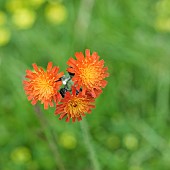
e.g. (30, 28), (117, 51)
(80, 119), (100, 170)
(34, 105), (65, 170)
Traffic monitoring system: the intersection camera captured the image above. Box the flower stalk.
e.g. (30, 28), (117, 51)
(80, 119), (100, 170)
(34, 105), (65, 170)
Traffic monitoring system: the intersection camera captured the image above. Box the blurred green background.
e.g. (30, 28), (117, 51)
(1, 0), (170, 169)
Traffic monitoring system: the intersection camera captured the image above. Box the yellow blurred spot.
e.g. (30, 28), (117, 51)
(123, 134), (138, 150)
(6, 0), (25, 13)
(59, 132), (77, 149)
(155, 18), (170, 32)
(0, 28), (11, 46)
(10, 146), (31, 164)
(45, 3), (67, 24)
(156, 0), (170, 15)
(0, 11), (7, 26)
(30, 0), (45, 8)
(12, 9), (36, 29)
(155, 0), (170, 32)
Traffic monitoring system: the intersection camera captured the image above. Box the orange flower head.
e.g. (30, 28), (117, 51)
(55, 86), (95, 122)
(67, 49), (109, 98)
(23, 62), (64, 109)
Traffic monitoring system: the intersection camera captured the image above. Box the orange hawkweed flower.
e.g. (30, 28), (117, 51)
(23, 62), (64, 109)
(67, 49), (109, 98)
(55, 87), (95, 122)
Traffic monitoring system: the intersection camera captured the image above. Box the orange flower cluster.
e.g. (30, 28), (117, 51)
(23, 49), (109, 122)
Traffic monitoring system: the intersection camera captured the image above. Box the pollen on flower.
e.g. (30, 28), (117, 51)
(23, 62), (64, 109)
(55, 86), (95, 122)
(67, 49), (109, 98)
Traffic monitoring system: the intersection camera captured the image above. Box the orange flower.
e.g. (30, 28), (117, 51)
(55, 87), (95, 122)
(67, 49), (109, 98)
(23, 62), (64, 109)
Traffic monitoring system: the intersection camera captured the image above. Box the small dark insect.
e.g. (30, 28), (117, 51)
(68, 72), (75, 78)
(76, 88), (82, 95)
(76, 90), (79, 95)
(55, 78), (62, 82)
(60, 88), (67, 98)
